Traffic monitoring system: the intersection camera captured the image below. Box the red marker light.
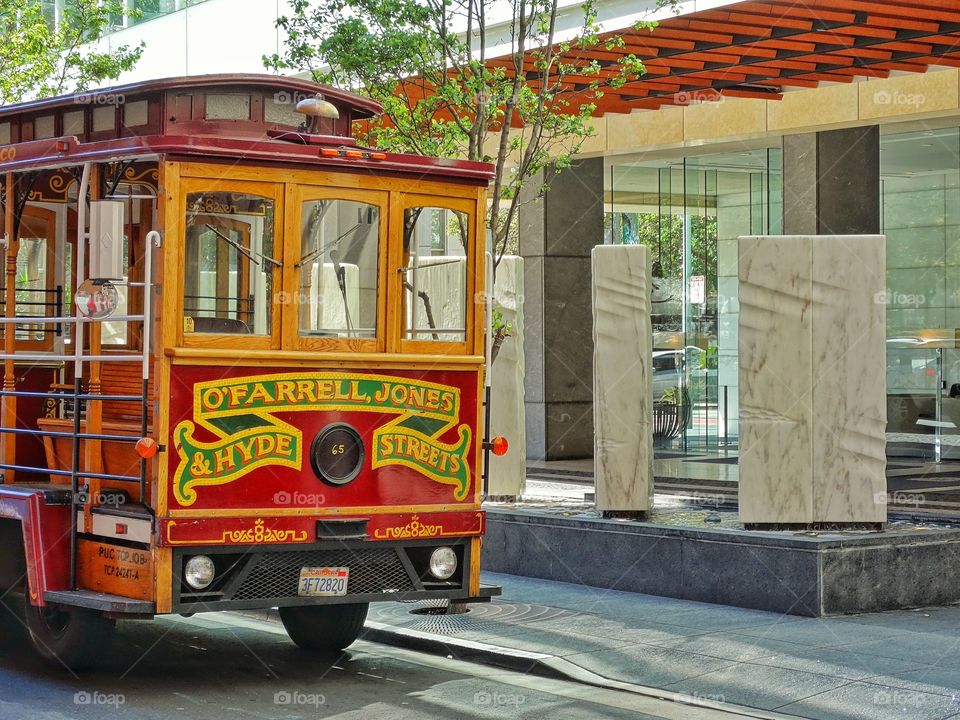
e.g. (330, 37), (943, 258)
(115, 523), (128, 535)
(136, 437), (158, 459)
(491, 436), (509, 456)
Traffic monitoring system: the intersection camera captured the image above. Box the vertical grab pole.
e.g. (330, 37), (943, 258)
(70, 162), (91, 590)
(1, 173), (15, 484)
(482, 250), (493, 498)
(140, 231), (160, 504)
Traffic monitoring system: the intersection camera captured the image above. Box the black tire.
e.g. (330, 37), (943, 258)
(279, 602), (369, 653)
(23, 601), (115, 671)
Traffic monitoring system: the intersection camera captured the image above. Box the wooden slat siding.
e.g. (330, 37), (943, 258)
(98, 360), (154, 427)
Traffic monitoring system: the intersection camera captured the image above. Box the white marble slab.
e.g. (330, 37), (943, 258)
(489, 256), (526, 497)
(738, 235), (887, 525)
(810, 235), (887, 523)
(592, 245), (653, 512)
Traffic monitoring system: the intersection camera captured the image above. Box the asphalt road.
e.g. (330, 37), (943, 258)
(0, 597), (757, 720)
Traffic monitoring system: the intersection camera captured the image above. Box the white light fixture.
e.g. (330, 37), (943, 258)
(295, 94), (340, 134)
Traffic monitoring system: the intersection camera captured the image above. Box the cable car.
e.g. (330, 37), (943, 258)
(0, 74), (502, 668)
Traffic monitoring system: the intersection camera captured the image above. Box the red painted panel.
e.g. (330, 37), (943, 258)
(166, 365), (481, 514)
(160, 510), (484, 547)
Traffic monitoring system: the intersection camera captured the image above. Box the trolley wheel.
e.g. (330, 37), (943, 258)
(279, 602), (369, 654)
(23, 601), (115, 670)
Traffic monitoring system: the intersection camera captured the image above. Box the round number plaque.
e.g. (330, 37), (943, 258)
(310, 423), (364, 486)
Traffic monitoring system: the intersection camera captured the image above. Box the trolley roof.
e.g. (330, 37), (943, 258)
(0, 74), (493, 184)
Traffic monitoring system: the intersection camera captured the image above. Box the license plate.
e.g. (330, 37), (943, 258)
(297, 567), (349, 597)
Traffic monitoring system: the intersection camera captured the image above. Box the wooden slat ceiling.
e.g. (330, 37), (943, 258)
(506, 0), (960, 115)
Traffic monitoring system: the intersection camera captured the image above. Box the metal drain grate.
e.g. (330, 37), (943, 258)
(232, 548), (415, 600)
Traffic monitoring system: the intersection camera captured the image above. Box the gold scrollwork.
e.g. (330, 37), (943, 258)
(373, 515), (444, 540)
(165, 518), (308, 545)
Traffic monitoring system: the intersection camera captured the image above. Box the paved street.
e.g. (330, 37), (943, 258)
(0, 596), (753, 720)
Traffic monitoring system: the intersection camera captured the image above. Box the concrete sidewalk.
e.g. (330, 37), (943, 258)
(366, 573), (960, 720)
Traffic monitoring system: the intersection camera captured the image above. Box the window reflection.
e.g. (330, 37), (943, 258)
(183, 192), (276, 335)
(402, 206), (468, 342)
(298, 199), (379, 339)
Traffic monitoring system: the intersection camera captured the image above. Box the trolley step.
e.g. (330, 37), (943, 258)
(44, 590), (155, 615)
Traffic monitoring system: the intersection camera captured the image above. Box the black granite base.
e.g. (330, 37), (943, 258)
(482, 508), (960, 616)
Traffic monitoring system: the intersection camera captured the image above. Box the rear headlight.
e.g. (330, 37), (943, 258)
(184, 555), (215, 590)
(428, 547), (457, 580)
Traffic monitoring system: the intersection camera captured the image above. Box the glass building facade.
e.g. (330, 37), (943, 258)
(606, 128), (960, 460)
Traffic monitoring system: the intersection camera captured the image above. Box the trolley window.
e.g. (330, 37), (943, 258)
(8, 205), (57, 351)
(182, 191), (277, 339)
(298, 198), (380, 341)
(401, 205), (469, 344)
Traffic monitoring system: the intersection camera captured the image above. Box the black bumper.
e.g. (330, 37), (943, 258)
(171, 538), (478, 613)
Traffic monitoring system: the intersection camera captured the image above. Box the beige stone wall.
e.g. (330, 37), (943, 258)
(578, 68), (960, 158)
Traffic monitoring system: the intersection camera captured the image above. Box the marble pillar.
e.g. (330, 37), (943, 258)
(489, 256), (526, 498)
(592, 245), (653, 514)
(738, 235), (887, 526)
(519, 157), (604, 460)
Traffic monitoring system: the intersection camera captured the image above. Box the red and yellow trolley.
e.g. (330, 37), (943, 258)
(0, 74), (501, 668)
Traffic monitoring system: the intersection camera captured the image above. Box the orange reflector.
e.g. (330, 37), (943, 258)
(345, 149), (363, 159)
(370, 152), (387, 160)
(136, 437), (158, 459)
(115, 523), (128, 535)
(320, 147), (339, 157)
(491, 436), (509, 456)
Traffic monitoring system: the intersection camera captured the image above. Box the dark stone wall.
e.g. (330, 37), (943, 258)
(482, 510), (960, 616)
(783, 126), (881, 236)
(519, 157), (604, 460)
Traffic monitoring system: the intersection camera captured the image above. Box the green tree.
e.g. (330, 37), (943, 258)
(0, 0), (143, 105)
(267, 0), (676, 265)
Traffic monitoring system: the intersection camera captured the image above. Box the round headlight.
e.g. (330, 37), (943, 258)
(310, 423), (364, 486)
(428, 546), (458, 580)
(184, 555), (216, 590)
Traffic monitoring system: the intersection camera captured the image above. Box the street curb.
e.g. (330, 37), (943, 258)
(229, 609), (793, 720)
(361, 621), (793, 720)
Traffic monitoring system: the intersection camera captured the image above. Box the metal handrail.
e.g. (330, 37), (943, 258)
(0, 463), (139, 484)
(0, 426), (143, 443)
(0, 314), (145, 324)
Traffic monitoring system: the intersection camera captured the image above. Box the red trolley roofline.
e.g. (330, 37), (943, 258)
(0, 73), (382, 120)
(0, 74), (494, 184)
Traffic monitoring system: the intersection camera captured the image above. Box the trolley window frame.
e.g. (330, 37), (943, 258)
(176, 176), (285, 351)
(284, 183), (389, 354)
